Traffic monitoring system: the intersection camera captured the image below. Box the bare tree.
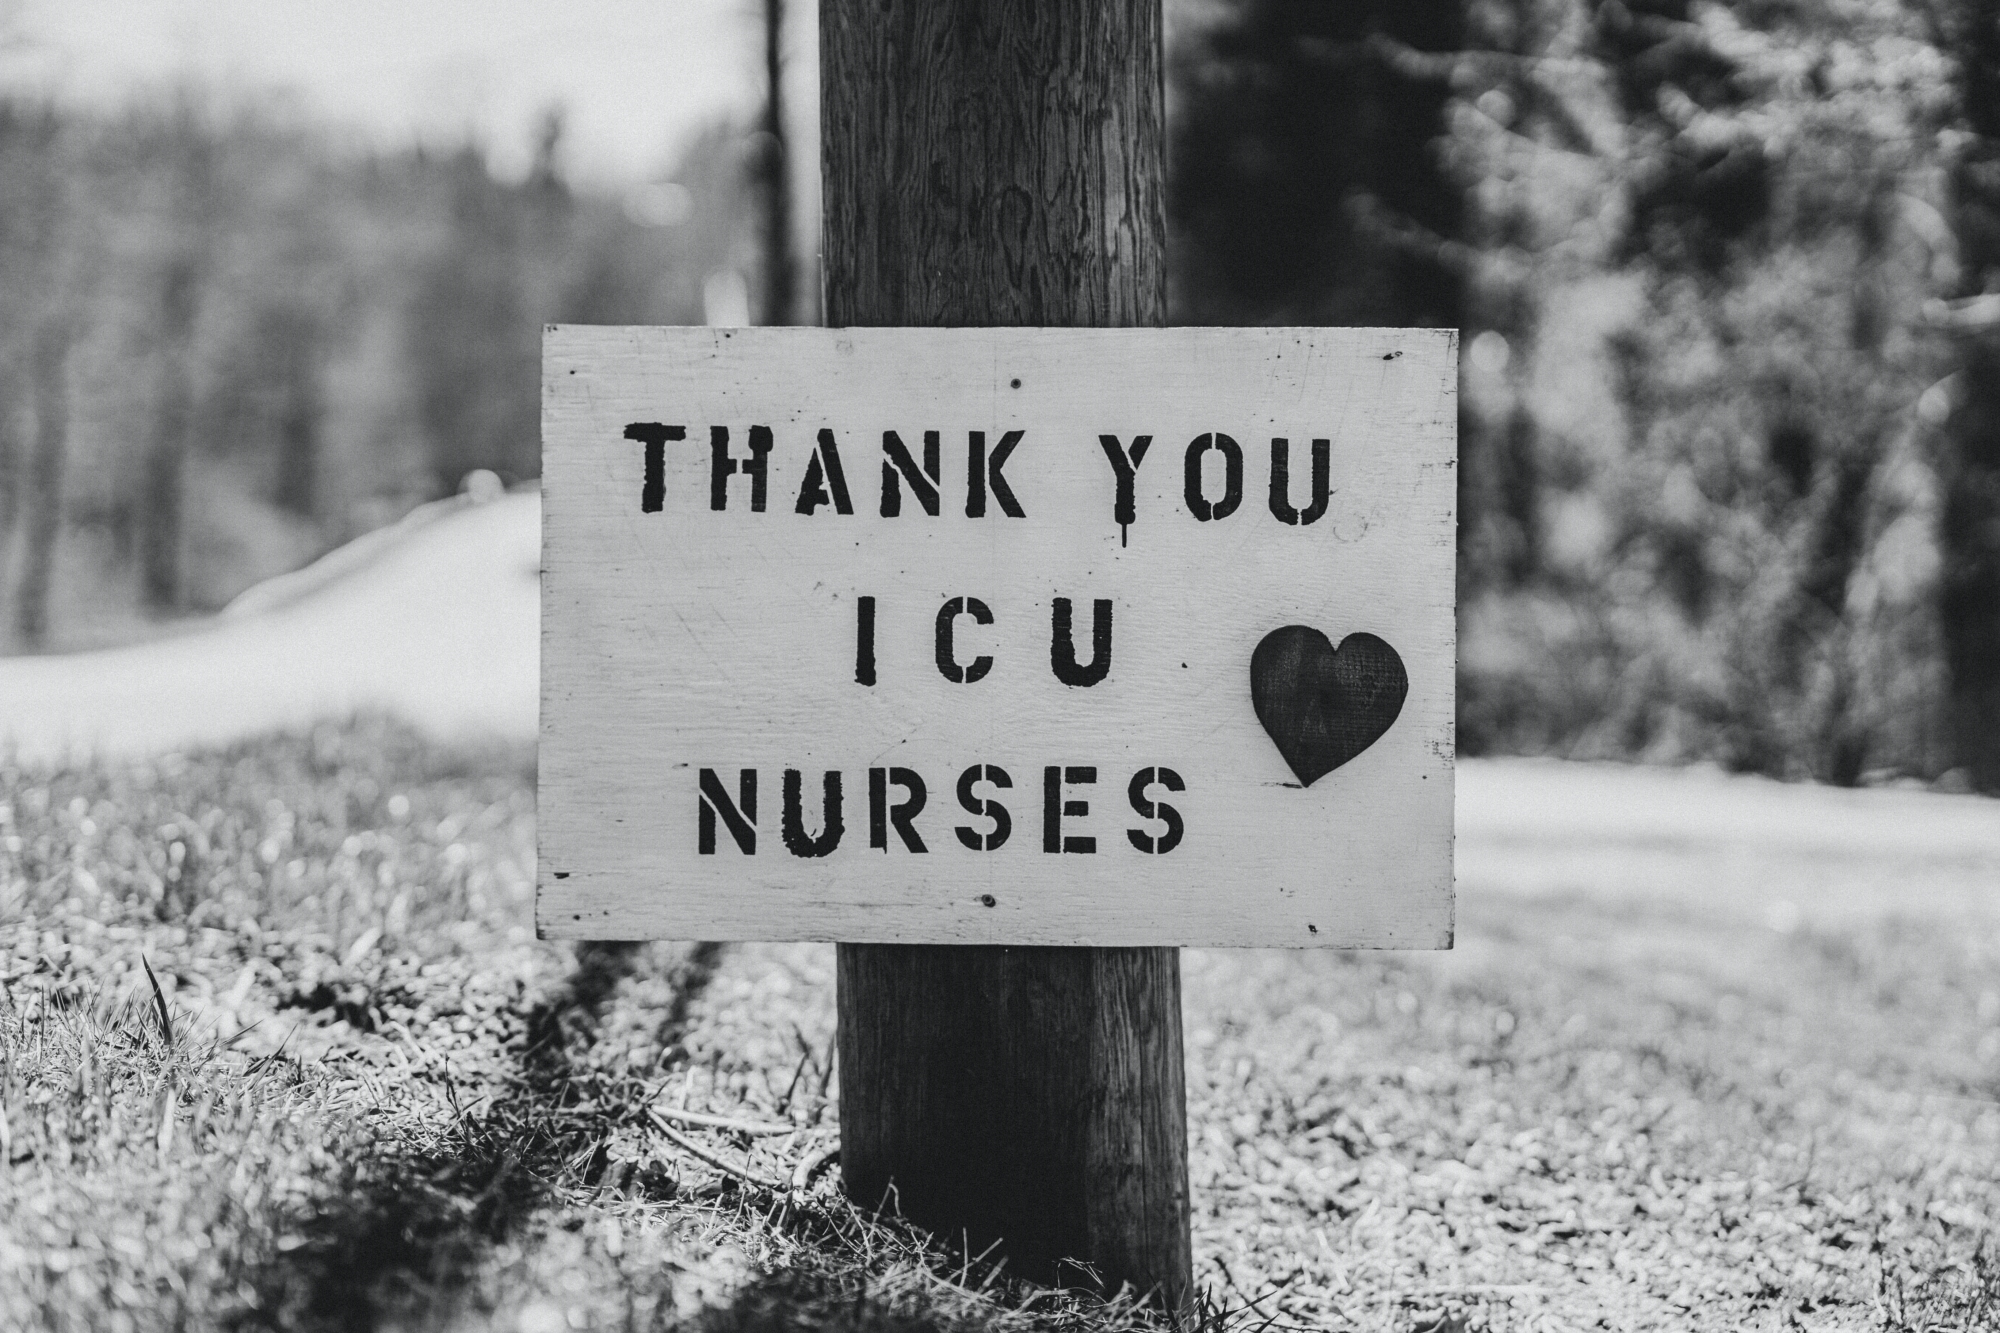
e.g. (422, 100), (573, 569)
(759, 0), (794, 326)
(1944, 0), (2000, 789)
(269, 307), (323, 518)
(124, 98), (224, 612)
(141, 251), (198, 610)
(13, 317), (68, 646)
(3, 102), (69, 647)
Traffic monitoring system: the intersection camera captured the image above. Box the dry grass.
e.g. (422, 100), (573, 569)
(0, 722), (1183, 1332)
(1181, 905), (2000, 1331)
(2, 718), (1996, 1331)
(0, 983), (350, 1330)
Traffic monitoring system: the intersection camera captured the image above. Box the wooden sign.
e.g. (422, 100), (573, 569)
(539, 326), (1456, 947)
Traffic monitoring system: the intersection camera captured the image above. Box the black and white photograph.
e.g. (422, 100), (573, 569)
(2, 0), (1999, 1329)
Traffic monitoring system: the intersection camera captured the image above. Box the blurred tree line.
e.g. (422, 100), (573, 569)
(5, 0), (2000, 792)
(0, 93), (774, 652)
(1173, 0), (2000, 791)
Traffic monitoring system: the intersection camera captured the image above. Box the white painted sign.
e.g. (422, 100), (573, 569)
(540, 326), (1456, 947)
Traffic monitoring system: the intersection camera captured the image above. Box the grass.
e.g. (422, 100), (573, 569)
(0, 722), (1176, 1333)
(1, 718), (1996, 1331)
(1182, 906), (2000, 1330)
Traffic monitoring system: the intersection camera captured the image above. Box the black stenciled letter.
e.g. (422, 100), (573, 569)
(795, 429), (854, 515)
(1042, 765), (1096, 853)
(966, 430), (1026, 517)
(709, 426), (772, 511)
(880, 430), (941, 516)
(1184, 432), (1243, 521)
(855, 595), (876, 686)
(624, 423), (685, 512)
(954, 764), (1013, 851)
(1269, 437), (1331, 525)
(698, 768), (756, 855)
(781, 769), (844, 857)
(1126, 767), (1186, 854)
(935, 596), (995, 683)
(1097, 434), (1152, 544)
(868, 767), (928, 852)
(1051, 597), (1112, 687)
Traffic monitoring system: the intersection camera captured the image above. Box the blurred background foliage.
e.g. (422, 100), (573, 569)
(0, 95), (770, 654)
(1174, 0), (2000, 792)
(2, 0), (1999, 793)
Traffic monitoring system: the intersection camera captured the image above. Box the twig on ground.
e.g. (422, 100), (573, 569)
(791, 1143), (840, 1196)
(648, 1110), (785, 1190)
(154, 1089), (175, 1158)
(775, 1045), (811, 1119)
(812, 1044), (836, 1122)
(648, 1101), (797, 1137)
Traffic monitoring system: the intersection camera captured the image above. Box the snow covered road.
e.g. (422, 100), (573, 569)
(0, 492), (540, 761)
(3, 488), (1993, 928)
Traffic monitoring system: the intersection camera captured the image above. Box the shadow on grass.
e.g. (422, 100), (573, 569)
(236, 932), (1174, 1333)
(684, 1269), (983, 1333)
(245, 941), (724, 1333)
(671, 1234), (1186, 1333)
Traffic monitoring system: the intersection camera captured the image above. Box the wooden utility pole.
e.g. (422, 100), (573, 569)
(820, 0), (1190, 1311)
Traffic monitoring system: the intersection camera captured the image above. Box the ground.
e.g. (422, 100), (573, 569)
(2, 721), (1995, 1332)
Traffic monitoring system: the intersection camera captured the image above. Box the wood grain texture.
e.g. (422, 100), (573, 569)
(820, 0), (1166, 329)
(837, 944), (1188, 1295)
(538, 326), (1458, 948)
(819, 0), (1186, 1309)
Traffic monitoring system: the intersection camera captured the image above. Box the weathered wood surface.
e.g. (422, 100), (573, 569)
(820, 0), (1167, 329)
(537, 0), (1456, 1310)
(537, 325), (1458, 947)
(837, 944), (1188, 1292)
(823, 3), (1190, 1305)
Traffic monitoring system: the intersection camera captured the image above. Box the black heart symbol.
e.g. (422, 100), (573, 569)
(1250, 626), (1408, 786)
